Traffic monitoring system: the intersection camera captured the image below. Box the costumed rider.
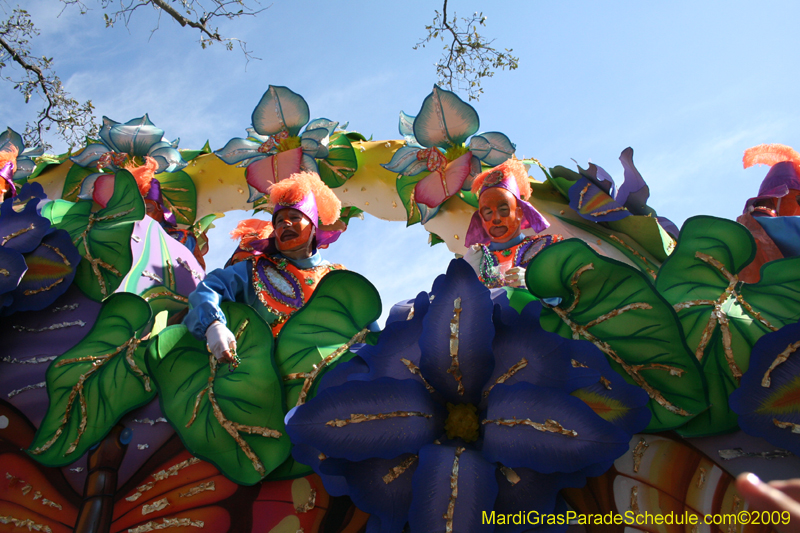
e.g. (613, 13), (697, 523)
(738, 144), (800, 283)
(463, 159), (563, 288)
(184, 171), (345, 364)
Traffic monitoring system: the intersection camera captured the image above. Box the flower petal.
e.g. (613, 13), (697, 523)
(286, 377), (445, 461)
(381, 146), (427, 176)
(615, 147), (650, 213)
(92, 174), (116, 208)
(492, 467), (586, 532)
(108, 116), (165, 156)
(0, 246), (26, 301)
(148, 142), (187, 174)
(483, 382), (631, 474)
(245, 149), (303, 193)
(98, 116), (119, 149)
(300, 153), (319, 173)
(408, 444), (497, 533)
(215, 137), (263, 165)
(419, 259), (495, 405)
(321, 454), (417, 532)
(399, 111), (416, 139)
(468, 132), (516, 166)
(252, 85), (310, 137)
(568, 177), (630, 222)
(305, 118), (339, 138)
(385, 291), (430, 326)
(0, 127), (24, 153)
(413, 85), (479, 148)
(418, 203), (439, 224)
(414, 152), (472, 208)
(291, 443), (349, 496)
(484, 301), (600, 402)
(70, 143), (111, 168)
(0, 198), (51, 254)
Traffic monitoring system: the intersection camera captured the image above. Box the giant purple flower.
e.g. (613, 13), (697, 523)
(286, 259), (650, 533)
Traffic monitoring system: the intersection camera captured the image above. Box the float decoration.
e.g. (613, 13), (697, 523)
(0, 183), (81, 315)
(214, 85), (357, 204)
(382, 84), (515, 222)
(525, 239), (708, 432)
(286, 259), (649, 533)
(147, 302), (290, 486)
(656, 216), (800, 436)
(27, 292), (154, 467)
(730, 319), (800, 455)
(41, 171), (146, 301)
(0, 127), (45, 198)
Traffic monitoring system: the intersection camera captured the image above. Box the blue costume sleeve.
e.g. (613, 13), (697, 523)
(184, 260), (253, 340)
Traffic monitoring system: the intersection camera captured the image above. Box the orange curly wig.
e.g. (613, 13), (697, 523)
(269, 171), (341, 226)
(230, 219), (274, 245)
(124, 156), (158, 196)
(0, 145), (19, 174)
(470, 159), (531, 200)
(743, 144), (800, 175)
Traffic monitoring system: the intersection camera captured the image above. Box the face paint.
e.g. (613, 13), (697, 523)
(478, 187), (523, 243)
(274, 207), (315, 253)
(778, 189), (800, 217)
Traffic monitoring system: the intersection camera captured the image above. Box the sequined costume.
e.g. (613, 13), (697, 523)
(464, 234), (563, 288)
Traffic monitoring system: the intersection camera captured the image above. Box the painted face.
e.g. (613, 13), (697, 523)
(144, 199), (164, 223)
(478, 187), (523, 243)
(273, 208), (314, 252)
(778, 190), (800, 217)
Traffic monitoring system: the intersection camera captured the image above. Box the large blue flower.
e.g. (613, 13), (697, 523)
(286, 259), (650, 533)
(0, 183), (81, 315)
(69, 114), (186, 174)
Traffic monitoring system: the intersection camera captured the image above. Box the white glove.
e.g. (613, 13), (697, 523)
(504, 266), (526, 288)
(206, 321), (236, 362)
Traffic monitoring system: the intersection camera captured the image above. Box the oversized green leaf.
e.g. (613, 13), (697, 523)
(28, 152), (70, 181)
(139, 285), (189, 318)
(547, 165), (581, 199)
(318, 132), (358, 188)
(275, 270), (381, 410)
(525, 239), (707, 431)
(61, 163), (97, 202)
(179, 140), (212, 162)
(46, 171), (145, 301)
(656, 215), (800, 435)
(429, 232), (445, 246)
(396, 173), (425, 226)
(157, 170), (197, 225)
(27, 293), (154, 466)
(146, 302), (290, 485)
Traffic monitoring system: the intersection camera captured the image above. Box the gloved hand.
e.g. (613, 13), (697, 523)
(206, 320), (237, 363)
(504, 266), (526, 288)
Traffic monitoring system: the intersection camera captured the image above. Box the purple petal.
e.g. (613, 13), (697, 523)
(484, 302), (600, 403)
(0, 199), (51, 254)
(492, 467), (586, 533)
(286, 377), (445, 461)
(0, 246), (26, 303)
(322, 454), (417, 532)
(408, 444), (497, 533)
(616, 147), (650, 213)
(483, 382), (631, 474)
(252, 85), (310, 137)
(419, 259), (495, 405)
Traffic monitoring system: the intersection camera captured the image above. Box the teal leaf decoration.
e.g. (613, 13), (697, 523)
(318, 132), (359, 188)
(27, 293), (154, 466)
(413, 85), (479, 148)
(525, 239), (708, 431)
(43, 171), (145, 301)
(251, 85), (310, 137)
(146, 302), (290, 485)
(655, 215), (800, 435)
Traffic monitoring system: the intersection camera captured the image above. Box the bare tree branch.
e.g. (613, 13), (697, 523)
(0, 9), (97, 150)
(415, 0), (519, 101)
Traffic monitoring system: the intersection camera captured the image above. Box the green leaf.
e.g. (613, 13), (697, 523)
(27, 293), (154, 466)
(146, 302), (290, 485)
(47, 171), (145, 301)
(428, 232), (444, 246)
(157, 170), (197, 225)
(275, 270), (381, 410)
(525, 239), (707, 431)
(655, 216), (800, 435)
(318, 133), (358, 188)
(179, 140), (213, 162)
(546, 165), (581, 199)
(61, 163), (97, 202)
(396, 173), (425, 226)
(28, 152), (70, 181)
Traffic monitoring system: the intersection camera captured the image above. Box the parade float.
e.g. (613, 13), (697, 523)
(1, 85), (798, 533)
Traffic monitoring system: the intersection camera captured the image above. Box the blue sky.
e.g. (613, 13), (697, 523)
(4, 0), (800, 322)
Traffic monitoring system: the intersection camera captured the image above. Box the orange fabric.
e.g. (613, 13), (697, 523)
(736, 213), (784, 283)
(250, 255), (343, 333)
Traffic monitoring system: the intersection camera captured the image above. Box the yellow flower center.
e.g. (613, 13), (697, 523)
(444, 402), (479, 443)
(277, 135), (301, 152)
(444, 144), (469, 162)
